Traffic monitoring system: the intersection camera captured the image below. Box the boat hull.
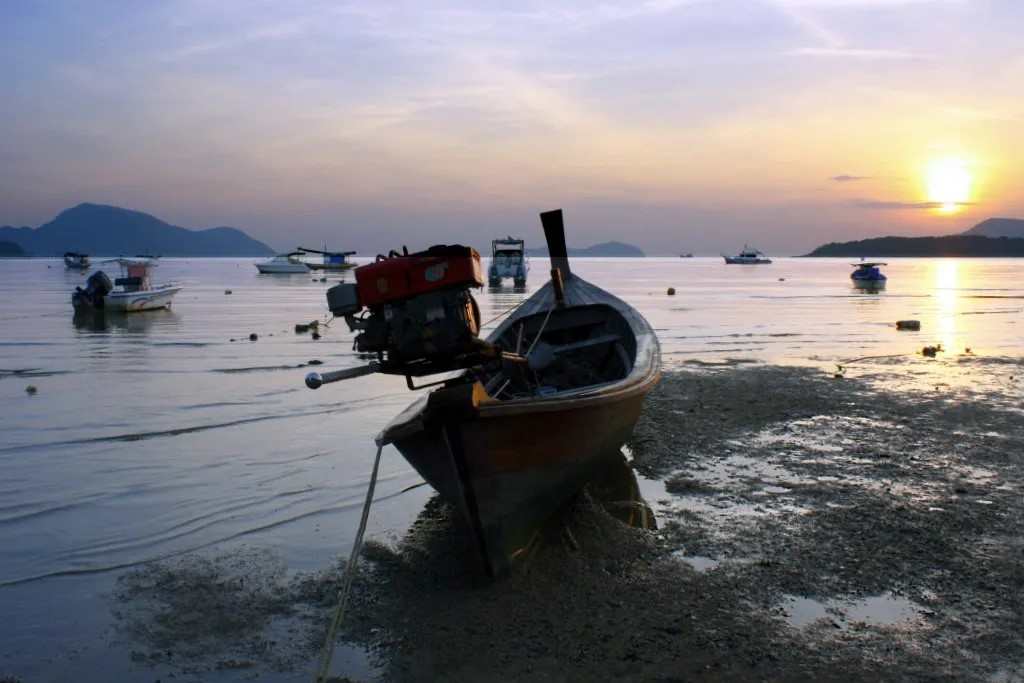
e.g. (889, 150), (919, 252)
(724, 256), (772, 264)
(391, 377), (653, 575)
(256, 263), (309, 273)
(73, 287), (181, 312)
(382, 270), (661, 575)
(306, 263), (355, 271)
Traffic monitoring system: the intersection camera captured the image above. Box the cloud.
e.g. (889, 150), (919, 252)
(789, 47), (923, 59)
(851, 199), (975, 209)
(832, 174), (869, 182)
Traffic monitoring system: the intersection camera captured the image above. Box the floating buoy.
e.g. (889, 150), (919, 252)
(249, 333), (258, 341)
(666, 287), (676, 296)
(224, 289), (232, 295)
(896, 320), (921, 331)
(25, 385), (37, 395)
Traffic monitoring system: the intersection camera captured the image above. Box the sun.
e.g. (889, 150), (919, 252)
(926, 158), (971, 213)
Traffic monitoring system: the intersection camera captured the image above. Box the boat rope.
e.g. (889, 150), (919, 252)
(479, 300), (523, 329)
(524, 306), (554, 357)
(313, 442), (384, 683)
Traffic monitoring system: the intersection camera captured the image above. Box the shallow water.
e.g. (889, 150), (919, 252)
(0, 255), (1021, 680)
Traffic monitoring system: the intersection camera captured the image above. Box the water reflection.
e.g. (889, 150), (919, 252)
(72, 308), (180, 334)
(934, 260), (960, 353)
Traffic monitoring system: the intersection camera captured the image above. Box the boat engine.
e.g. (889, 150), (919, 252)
(325, 245), (508, 382)
(72, 270), (112, 309)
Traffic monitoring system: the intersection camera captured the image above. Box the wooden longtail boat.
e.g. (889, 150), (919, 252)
(377, 210), (661, 575)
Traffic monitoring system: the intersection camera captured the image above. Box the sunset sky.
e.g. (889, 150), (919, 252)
(2, 0), (1022, 254)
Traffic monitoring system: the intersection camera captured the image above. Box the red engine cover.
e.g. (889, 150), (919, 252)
(355, 245), (483, 307)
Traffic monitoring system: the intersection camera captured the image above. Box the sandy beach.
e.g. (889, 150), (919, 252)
(101, 357), (1024, 682)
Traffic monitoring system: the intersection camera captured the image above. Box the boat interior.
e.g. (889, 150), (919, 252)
(482, 303), (636, 400)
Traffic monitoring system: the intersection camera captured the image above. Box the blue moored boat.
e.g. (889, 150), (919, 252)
(851, 261), (887, 288)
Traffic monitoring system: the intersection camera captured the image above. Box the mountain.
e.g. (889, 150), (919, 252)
(525, 241), (645, 257)
(0, 240), (26, 256)
(0, 203), (275, 256)
(963, 217), (1024, 238)
(804, 234), (1024, 257)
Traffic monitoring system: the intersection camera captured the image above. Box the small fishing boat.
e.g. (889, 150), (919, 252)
(256, 252), (310, 274)
(64, 252), (90, 269)
(679, 252), (693, 258)
(299, 247), (357, 271)
(306, 210), (660, 575)
(71, 258), (180, 312)
(851, 261), (887, 289)
(723, 245), (771, 264)
(488, 236), (529, 287)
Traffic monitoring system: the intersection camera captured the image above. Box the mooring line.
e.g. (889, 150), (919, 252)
(314, 442), (384, 683)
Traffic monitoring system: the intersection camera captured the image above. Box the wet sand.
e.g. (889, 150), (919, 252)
(108, 361), (1024, 682)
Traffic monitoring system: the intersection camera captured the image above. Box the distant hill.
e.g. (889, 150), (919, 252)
(804, 234), (1024, 257)
(525, 241), (645, 257)
(963, 217), (1024, 238)
(0, 203), (275, 256)
(0, 240), (26, 256)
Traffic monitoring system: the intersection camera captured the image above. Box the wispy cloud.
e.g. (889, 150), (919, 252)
(852, 199), (975, 209)
(789, 47), (923, 59)
(832, 174), (870, 182)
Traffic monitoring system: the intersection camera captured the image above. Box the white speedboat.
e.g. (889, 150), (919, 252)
(723, 245), (771, 264)
(487, 236), (529, 287)
(256, 252), (310, 274)
(72, 258), (180, 312)
(64, 252), (90, 269)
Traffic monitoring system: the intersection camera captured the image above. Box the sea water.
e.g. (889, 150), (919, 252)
(0, 256), (1021, 680)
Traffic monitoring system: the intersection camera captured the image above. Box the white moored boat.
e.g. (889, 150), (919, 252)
(256, 252), (311, 274)
(72, 258), (181, 312)
(723, 245), (771, 264)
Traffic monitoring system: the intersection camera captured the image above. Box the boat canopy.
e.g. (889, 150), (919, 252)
(298, 247), (356, 257)
(492, 237), (525, 254)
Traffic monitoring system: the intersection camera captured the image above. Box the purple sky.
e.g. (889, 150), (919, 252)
(2, 0), (1022, 254)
